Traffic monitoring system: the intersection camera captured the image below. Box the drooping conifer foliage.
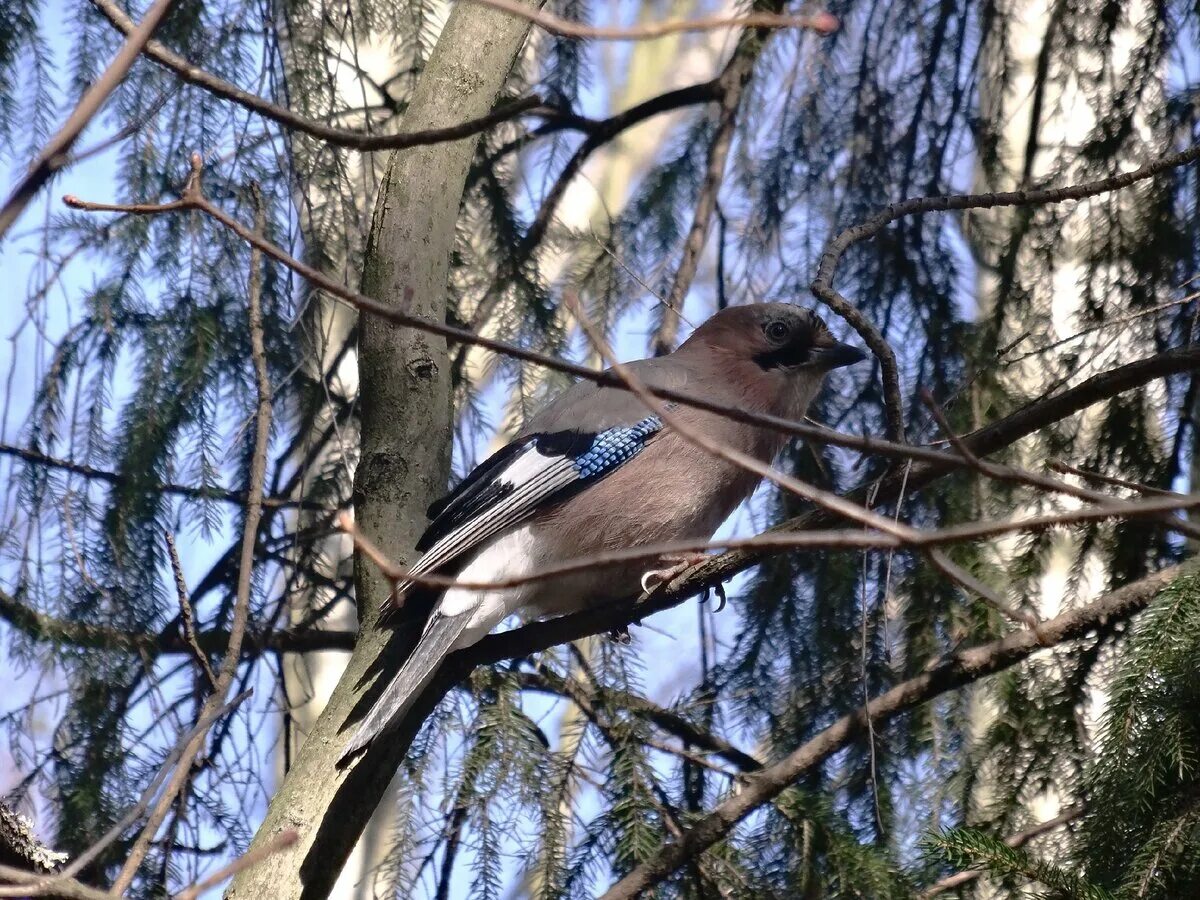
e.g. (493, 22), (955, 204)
(0, 0), (1198, 897)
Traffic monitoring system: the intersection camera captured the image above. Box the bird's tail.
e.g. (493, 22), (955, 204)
(339, 613), (469, 764)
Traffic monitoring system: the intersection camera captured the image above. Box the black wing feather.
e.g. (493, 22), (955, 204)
(416, 430), (596, 552)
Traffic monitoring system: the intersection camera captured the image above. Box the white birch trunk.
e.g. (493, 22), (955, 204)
(966, 0), (1165, 889)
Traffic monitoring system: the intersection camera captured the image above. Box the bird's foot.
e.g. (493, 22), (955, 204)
(607, 625), (632, 645)
(639, 553), (709, 597)
(702, 580), (728, 613)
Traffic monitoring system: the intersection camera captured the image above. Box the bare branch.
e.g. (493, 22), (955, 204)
(108, 178), (274, 895)
(595, 564), (1196, 899)
(654, 46), (748, 356)
(467, 0), (838, 41)
(55, 692), (252, 883)
(0, 0), (178, 239)
(171, 830), (298, 900)
(63, 151), (1200, 489)
(521, 668), (763, 774)
(165, 532), (218, 691)
(811, 141), (1200, 441)
(87, 0), (543, 152)
(517, 79), (722, 261)
(1048, 458), (1177, 498)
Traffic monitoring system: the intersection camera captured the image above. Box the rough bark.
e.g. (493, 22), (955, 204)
(0, 799), (65, 873)
(224, 6), (537, 898)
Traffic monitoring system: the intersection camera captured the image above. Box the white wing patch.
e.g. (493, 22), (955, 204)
(396, 444), (575, 597)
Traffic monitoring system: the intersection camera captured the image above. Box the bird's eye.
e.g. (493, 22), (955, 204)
(765, 321), (790, 341)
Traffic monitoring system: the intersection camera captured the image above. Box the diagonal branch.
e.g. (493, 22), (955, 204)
(593, 563), (1195, 899)
(0, 0), (178, 238)
(811, 141), (1200, 442)
(63, 149), (1200, 483)
(469, 0), (838, 41)
(108, 184), (274, 895)
(653, 36), (751, 356)
(88, 0), (542, 152)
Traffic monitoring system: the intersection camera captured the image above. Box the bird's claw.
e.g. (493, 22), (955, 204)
(607, 625), (632, 644)
(702, 581), (728, 613)
(639, 553), (709, 597)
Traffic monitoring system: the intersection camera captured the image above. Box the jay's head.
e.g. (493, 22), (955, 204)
(681, 303), (867, 376)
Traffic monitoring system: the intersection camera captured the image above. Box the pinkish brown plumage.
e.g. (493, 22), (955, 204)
(340, 303), (865, 762)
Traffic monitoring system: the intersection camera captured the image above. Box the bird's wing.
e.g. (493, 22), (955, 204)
(342, 362), (692, 761)
(378, 358), (687, 618)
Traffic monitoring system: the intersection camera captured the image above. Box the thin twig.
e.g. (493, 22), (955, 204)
(1048, 458), (1177, 498)
(107, 178), (273, 895)
(57, 691), (252, 881)
(467, 0), (838, 40)
(920, 390), (1200, 540)
(518, 79), (723, 260)
(1000, 292), (1200, 367)
(171, 829), (298, 900)
(0, 0), (178, 238)
(811, 142), (1200, 441)
(594, 563), (1194, 900)
(654, 51), (748, 356)
(88, 0), (543, 152)
(165, 532), (218, 691)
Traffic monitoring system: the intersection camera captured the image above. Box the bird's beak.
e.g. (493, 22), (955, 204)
(810, 341), (868, 369)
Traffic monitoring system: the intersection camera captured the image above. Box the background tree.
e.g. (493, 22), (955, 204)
(1, 1), (1199, 899)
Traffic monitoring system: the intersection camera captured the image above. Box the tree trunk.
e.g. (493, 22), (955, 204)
(225, 5), (538, 897)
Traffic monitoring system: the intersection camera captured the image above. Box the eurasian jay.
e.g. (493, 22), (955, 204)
(341, 303), (865, 760)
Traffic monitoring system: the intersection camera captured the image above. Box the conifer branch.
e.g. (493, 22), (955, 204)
(87, 0), (545, 152)
(812, 141), (1200, 442)
(0, 0), (178, 239)
(595, 563), (1198, 899)
(920, 805), (1085, 897)
(0, 585), (355, 655)
(0, 441), (329, 511)
(108, 179), (274, 895)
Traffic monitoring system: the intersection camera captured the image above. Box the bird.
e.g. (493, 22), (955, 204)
(339, 303), (865, 761)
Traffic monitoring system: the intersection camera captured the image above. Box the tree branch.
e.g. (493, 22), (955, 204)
(108, 184), (273, 894)
(920, 805), (1085, 897)
(468, 0), (838, 40)
(0, 801), (66, 874)
(0, 441), (325, 511)
(811, 141), (1200, 441)
(88, 0), (543, 152)
(595, 564), (1194, 899)
(653, 30), (752, 356)
(0, 0), (178, 238)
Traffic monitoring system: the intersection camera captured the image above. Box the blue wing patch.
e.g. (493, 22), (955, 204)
(573, 416), (662, 478)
